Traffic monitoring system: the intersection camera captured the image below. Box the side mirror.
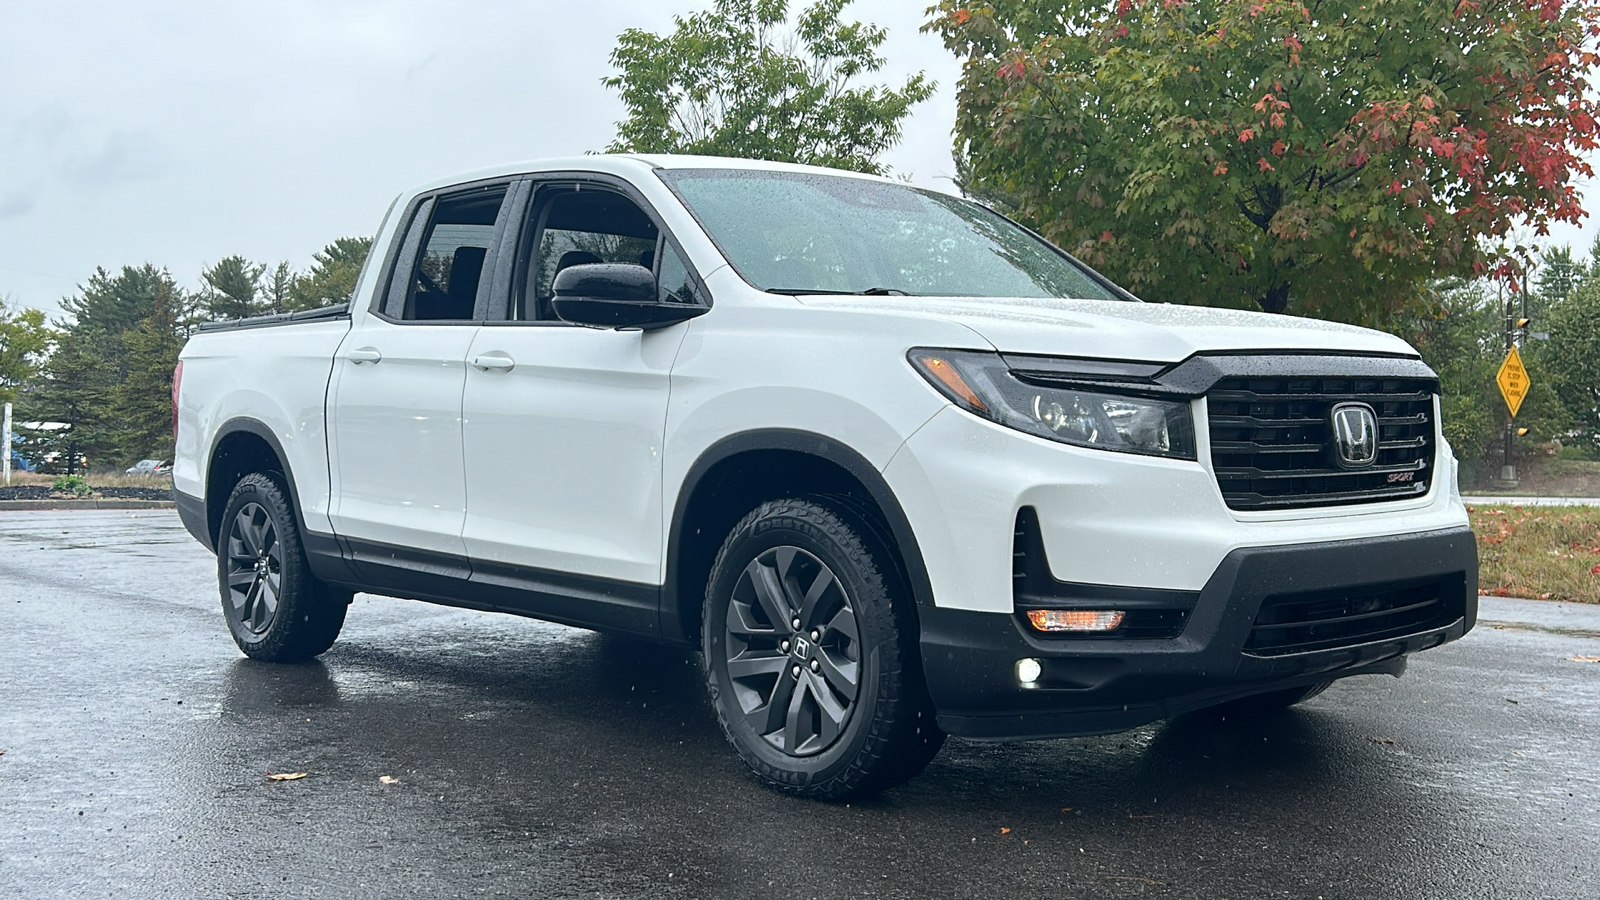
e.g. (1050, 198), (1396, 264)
(551, 263), (708, 330)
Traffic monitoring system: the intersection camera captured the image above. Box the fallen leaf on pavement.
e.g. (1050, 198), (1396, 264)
(1572, 655), (1600, 663)
(379, 775), (399, 784)
(267, 771), (308, 781)
(1369, 737), (1396, 745)
(998, 827), (1011, 835)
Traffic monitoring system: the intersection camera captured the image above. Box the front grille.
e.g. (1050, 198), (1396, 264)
(1245, 574), (1465, 656)
(1208, 376), (1436, 511)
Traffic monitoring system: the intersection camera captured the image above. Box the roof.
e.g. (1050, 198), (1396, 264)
(399, 153), (896, 202)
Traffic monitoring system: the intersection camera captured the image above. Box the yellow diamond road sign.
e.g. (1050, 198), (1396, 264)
(1497, 345), (1530, 418)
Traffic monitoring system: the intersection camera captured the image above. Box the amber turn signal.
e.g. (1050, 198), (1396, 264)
(1025, 609), (1125, 633)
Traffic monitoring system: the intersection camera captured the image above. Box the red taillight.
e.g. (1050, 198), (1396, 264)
(171, 360), (183, 439)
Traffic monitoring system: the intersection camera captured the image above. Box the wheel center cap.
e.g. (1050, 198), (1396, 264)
(791, 636), (811, 659)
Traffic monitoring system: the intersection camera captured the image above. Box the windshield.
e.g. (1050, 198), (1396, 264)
(657, 168), (1123, 301)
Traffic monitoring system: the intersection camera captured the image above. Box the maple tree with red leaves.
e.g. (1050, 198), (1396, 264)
(929, 0), (1600, 324)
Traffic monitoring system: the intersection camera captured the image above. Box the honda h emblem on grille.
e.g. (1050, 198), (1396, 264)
(1330, 402), (1378, 468)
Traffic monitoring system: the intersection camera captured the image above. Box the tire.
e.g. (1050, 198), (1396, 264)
(702, 497), (945, 800)
(1205, 681), (1332, 720)
(217, 472), (349, 662)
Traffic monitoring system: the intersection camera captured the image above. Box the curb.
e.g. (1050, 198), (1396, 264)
(0, 499), (176, 511)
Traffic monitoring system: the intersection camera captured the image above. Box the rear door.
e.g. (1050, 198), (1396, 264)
(459, 177), (708, 631)
(328, 181), (516, 567)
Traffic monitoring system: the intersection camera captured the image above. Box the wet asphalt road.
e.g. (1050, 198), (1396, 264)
(2, 511), (1598, 900)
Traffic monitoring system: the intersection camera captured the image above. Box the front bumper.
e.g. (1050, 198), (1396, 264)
(920, 525), (1477, 741)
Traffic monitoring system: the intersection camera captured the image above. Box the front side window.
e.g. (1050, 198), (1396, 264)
(519, 188), (684, 320)
(658, 168), (1121, 301)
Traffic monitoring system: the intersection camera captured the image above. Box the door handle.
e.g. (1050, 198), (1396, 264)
(347, 347), (382, 364)
(471, 353), (515, 372)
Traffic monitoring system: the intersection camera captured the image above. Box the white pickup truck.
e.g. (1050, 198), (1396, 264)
(174, 155), (1477, 799)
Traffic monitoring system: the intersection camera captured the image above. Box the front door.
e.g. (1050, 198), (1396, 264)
(459, 181), (707, 629)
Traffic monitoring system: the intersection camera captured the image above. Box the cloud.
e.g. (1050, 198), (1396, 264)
(0, 193), (35, 219)
(59, 130), (164, 191)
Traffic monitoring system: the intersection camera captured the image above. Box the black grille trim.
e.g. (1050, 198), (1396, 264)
(1245, 573), (1467, 656)
(1208, 376), (1437, 511)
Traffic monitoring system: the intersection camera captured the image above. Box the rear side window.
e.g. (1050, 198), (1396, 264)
(385, 186), (508, 321)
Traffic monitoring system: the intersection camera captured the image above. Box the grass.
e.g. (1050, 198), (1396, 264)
(3, 471), (170, 489)
(1471, 502), (1600, 603)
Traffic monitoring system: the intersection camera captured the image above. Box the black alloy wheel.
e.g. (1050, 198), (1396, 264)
(724, 545), (861, 756)
(225, 502), (283, 637)
(217, 472), (349, 662)
(704, 497), (945, 800)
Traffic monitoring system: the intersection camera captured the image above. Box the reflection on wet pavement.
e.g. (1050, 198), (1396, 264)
(2, 511), (1597, 898)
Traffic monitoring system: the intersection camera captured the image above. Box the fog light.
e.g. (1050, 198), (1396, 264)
(1025, 609), (1125, 633)
(1016, 658), (1043, 685)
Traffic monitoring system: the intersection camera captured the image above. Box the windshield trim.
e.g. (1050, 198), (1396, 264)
(653, 166), (1140, 304)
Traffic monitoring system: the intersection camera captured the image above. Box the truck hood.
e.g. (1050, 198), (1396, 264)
(794, 295), (1417, 362)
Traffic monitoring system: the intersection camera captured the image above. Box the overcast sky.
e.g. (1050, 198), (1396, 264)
(1, 1), (1593, 321)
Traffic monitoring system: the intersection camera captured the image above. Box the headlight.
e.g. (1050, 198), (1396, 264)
(908, 348), (1197, 460)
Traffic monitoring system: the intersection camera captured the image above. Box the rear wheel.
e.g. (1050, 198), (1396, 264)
(703, 498), (944, 800)
(218, 473), (349, 662)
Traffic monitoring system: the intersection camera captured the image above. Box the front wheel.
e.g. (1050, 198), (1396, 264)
(217, 473), (349, 662)
(702, 498), (944, 800)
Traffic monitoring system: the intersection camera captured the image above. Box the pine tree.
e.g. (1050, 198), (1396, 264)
(115, 291), (186, 461)
(291, 237), (372, 311)
(262, 262), (296, 315)
(199, 256), (265, 321)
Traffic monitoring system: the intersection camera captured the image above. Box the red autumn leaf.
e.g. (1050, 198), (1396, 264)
(1257, 157), (1275, 171)
(1239, 128), (1255, 142)
(1271, 139), (1287, 156)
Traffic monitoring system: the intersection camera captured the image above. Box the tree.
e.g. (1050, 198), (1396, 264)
(0, 297), (54, 408)
(605, 0), (934, 174)
(31, 328), (117, 469)
(1542, 275), (1600, 452)
(115, 291), (186, 460)
(199, 256), (265, 321)
(61, 264), (185, 336)
(262, 262), (296, 315)
(42, 264), (187, 466)
(930, 1), (1600, 324)
(1537, 244), (1582, 311)
(292, 237), (372, 310)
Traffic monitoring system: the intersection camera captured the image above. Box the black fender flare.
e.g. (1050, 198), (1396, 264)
(660, 428), (935, 644)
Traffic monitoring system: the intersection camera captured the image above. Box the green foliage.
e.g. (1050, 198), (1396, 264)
(262, 262), (295, 315)
(1406, 282), (1501, 462)
(605, 0), (933, 174)
(51, 474), (90, 496)
(930, 1), (1600, 323)
(115, 290), (186, 460)
(1541, 275), (1600, 453)
(1405, 278), (1569, 474)
(0, 297), (54, 407)
(35, 265), (187, 466)
(61, 264), (182, 336)
(1537, 245), (1582, 312)
(291, 237), (373, 311)
(200, 256), (266, 321)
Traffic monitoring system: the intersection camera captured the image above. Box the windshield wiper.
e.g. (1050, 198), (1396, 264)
(765, 287), (910, 296)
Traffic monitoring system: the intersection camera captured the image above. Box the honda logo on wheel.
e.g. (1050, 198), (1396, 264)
(1330, 402), (1378, 468)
